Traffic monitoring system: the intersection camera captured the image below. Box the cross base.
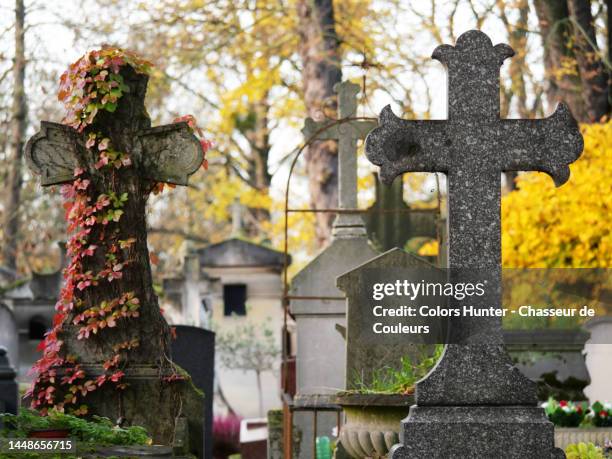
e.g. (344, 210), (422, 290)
(390, 406), (564, 459)
(34, 364), (205, 457)
(332, 213), (367, 238)
(415, 344), (538, 405)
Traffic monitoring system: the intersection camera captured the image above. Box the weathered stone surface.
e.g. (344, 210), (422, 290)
(291, 81), (378, 459)
(24, 65), (204, 455)
(302, 81), (376, 237)
(364, 29), (583, 458)
(389, 406), (564, 459)
(198, 238), (289, 271)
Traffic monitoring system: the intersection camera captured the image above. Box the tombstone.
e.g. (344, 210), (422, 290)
(171, 325), (215, 459)
(0, 347), (18, 415)
(365, 30), (583, 457)
(336, 248), (441, 389)
(364, 174), (438, 253)
(0, 303), (18, 375)
(290, 81), (379, 458)
(25, 54), (205, 456)
(583, 317), (612, 404)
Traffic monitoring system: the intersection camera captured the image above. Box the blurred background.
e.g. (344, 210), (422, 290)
(0, 0), (608, 281)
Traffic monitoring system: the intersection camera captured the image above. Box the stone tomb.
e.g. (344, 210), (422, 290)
(365, 30), (583, 458)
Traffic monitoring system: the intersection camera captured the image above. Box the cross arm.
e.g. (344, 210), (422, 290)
(500, 103), (584, 186)
(25, 121), (82, 186)
(138, 122), (203, 186)
(365, 105), (450, 184)
(302, 117), (377, 141)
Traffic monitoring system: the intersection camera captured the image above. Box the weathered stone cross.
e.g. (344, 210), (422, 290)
(365, 30), (583, 458)
(24, 65), (204, 455)
(303, 81), (376, 238)
(26, 116), (202, 187)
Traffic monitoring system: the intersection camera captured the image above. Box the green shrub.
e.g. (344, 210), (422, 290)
(0, 409), (150, 446)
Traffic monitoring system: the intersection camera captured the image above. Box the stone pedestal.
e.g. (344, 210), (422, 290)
(390, 406), (563, 459)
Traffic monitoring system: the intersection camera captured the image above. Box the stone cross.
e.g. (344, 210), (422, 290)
(303, 81), (376, 238)
(24, 66), (204, 456)
(365, 30), (583, 458)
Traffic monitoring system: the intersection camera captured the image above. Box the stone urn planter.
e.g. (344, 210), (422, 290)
(335, 393), (413, 458)
(554, 427), (612, 450)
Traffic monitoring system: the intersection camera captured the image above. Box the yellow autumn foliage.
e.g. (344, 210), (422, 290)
(502, 121), (612, 268)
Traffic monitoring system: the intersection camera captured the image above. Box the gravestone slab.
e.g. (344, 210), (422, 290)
(0, 347), (18, 415)
(0, 304), (18, 375)
(365, 30), (583, 458)
(336, 248), (441, 389)
(171, 325), (215, 459)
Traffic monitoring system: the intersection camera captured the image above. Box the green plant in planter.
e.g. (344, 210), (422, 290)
(565, 442), (604, 459)
(0, 409), (150, 445)
(588, 402), (612, 428)
(352, 345), (443, 394)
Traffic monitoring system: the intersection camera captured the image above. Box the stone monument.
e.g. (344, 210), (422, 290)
(365, 30), (583, 458)
(25, 57), (204, 456)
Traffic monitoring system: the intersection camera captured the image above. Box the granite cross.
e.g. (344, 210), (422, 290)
(303, 81), (376, 238)
(365, 30), (583, 457)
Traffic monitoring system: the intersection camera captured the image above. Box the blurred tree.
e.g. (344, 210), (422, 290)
(216, 321), (281, 417)
(296, 0), (342, 246)
(1, 0), (27, 274)
(533, 0), (609, 122)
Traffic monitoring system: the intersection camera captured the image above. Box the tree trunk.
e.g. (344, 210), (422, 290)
(567, 0), (610, 121)
(297, 0), (342, 247)
(533, 0), (588, 120)
(498, 0), (530, 191)
(2, 0), (27, 273)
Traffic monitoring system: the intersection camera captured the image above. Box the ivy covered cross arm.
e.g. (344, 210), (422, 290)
(26, 120), (203, 187)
